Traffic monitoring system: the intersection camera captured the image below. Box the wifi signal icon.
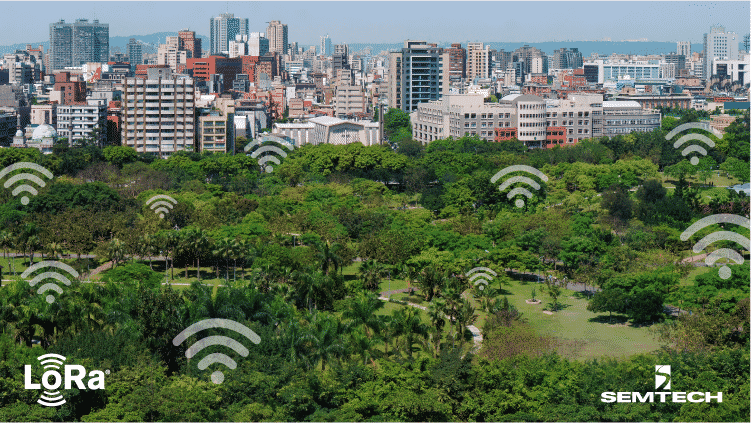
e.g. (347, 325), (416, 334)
(36, 354), (67, 407)
(680, 214), (750, 280)
(466, 267), (497, 290)
(491, 165), (549, 208)
(146, 194), (178, 219)
(0, 162), (53, 205)
(21, 261), (79, 303)
(244, 135), (295, 173)
(666, 122), (722, 166)
(173, 318), (261, 384)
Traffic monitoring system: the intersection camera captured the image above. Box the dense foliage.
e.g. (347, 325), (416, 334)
(0, 111), (748, 421)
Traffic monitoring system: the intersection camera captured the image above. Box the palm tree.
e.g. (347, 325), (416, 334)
(300, 313), (345, 371)
(107, 238), (126, 267)
(314, 241), (343, 276)
(46, 242), (65, 261)
(234, 239), (254, 280)
(390, 307), (428, 359)
(414, 266), (447, 301)
(348, 327), (381, 366)
(426, 298), (447, 358)
(358, 259), (386, 291)
(27, 235), (42, 266)
(140, 234), (157, 269)
(454, 298), (478, 347)
(0, 231), (13, 266)
(212, 238), (234, 282)
(190, 229), (211, 281)
(343, 292), (384, 338)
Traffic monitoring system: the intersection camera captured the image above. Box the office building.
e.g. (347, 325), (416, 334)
(664, 53), (686, 72)
(49, 19), (109, 71)
(127, 38), (142, 67)
(121, 73), (195, 157)
(703, 25), (739, 80)
(178, 29), (202, 59)
(248, 33), (269, 56)
(466, 42), (490, 80)
(602, 100), (661, 136)
(210, 13), (249, 55)
(388, 40), (450, 112)
(267, 20), (288, 55)
(56, 100), (108, 146)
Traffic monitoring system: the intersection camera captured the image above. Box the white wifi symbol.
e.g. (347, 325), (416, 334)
(466, 267), (497, 290)
(173, 318), (261, 384)
(244, 136), (295, 173)
(36, 353), (67, 407)
(680, 214), (750, 280)
(666, 122), (722, 166)
(146, 194), (178, 219)
(491, 165), (549, 208)
(0, 162), (54, 205)
(21, 261), (80, 304)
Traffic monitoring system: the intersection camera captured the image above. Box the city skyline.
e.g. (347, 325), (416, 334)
(0, 1), (748, 48)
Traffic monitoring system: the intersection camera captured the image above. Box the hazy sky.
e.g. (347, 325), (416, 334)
(1, 1), (749, 46)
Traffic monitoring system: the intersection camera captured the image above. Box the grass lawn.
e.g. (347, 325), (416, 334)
(681, 266), (714, 287)
(464, 280), (662, 361)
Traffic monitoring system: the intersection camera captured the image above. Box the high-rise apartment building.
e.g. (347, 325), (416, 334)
(320, 34), (332, 57)
(157, 37), (190, 71)
(513, 45), (548, 75)
(677, 41), (691, 57)
(266, 20), (288, 55)
(127, 38), (142, 66)
(210, 13), (249, 55)
(466, 42), (490, 80)
(703, 25), (739, 80)
(178, 29), (202, 59)
(333, 44), (349, 73)
(248, 33), (270, 56)
(121, 72), (195, 157)
(49, 19), (109, 71)
(445, 43), (466, 80)
(388, 40), (450, 112)
(551, 48), (583, 69)
(56, 100), (108, 146)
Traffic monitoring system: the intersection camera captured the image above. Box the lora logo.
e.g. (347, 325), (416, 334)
(601, 364), (722, 403)
(24, 354), (109, 407)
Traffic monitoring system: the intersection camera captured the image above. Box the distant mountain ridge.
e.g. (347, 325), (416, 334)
(1, 36), (708, 58)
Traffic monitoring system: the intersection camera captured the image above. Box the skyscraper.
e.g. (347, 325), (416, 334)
(178, 29), (202, 59)
(320, 34), (332, 57)
(266, 20), (288, 55)
(703, 25), (739, 80)
(49, 19), (109, 71)
(127, 38), (142, 66)
(551, 48), (583, 69)
(210, 13), (249, 55)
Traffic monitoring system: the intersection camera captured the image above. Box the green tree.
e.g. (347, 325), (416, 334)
(587, 288), (627, 322)
(384, 108), (412, 139)
(358, 259), (386, 291)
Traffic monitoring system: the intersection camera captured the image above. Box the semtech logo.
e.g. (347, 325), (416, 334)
(601, 365), (723, 403)
(24, 354), (109, 407)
